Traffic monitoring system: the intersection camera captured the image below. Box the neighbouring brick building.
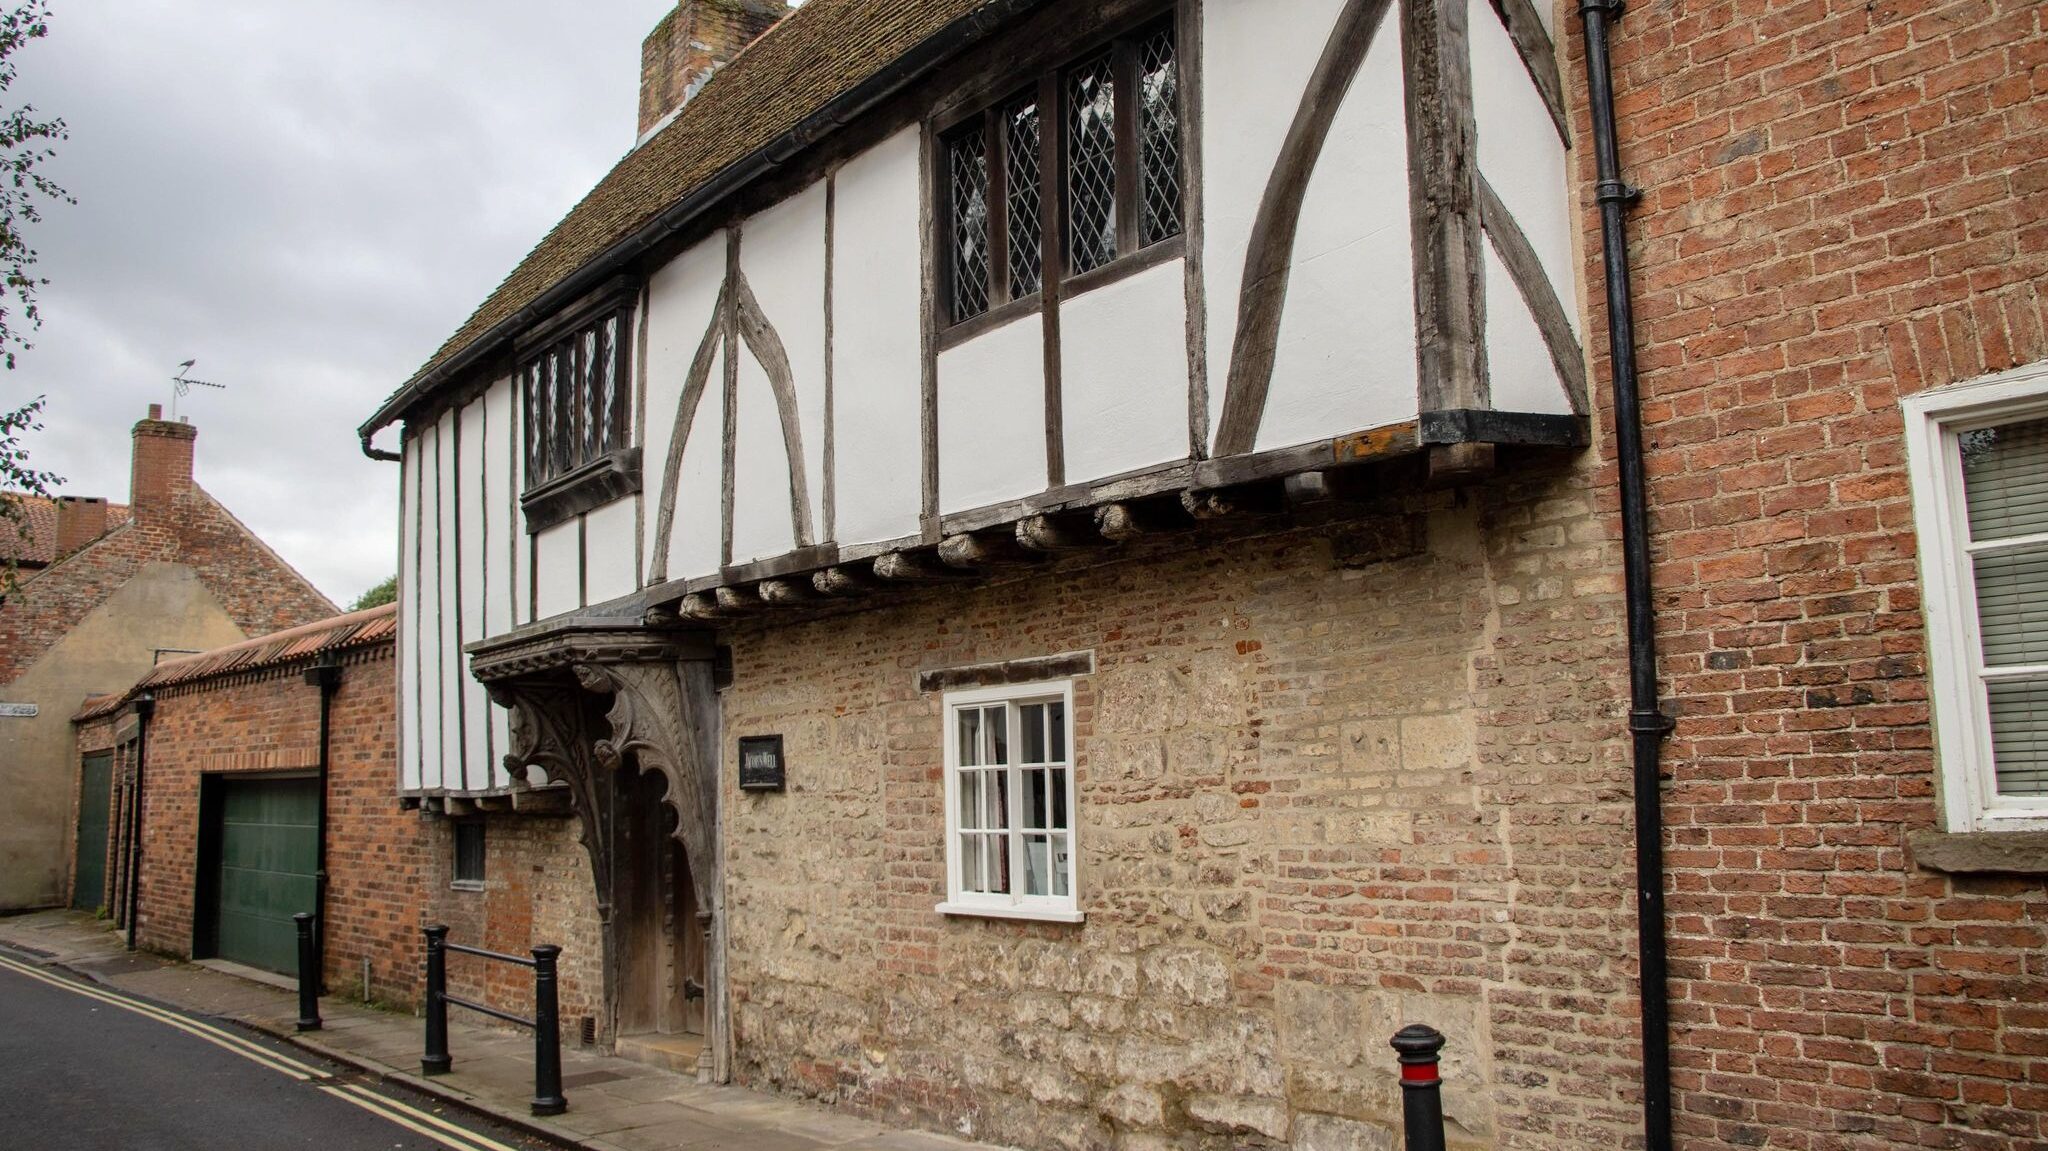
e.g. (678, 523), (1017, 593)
(344, 2), (2047, 1150)
(2, 406), (334, 912)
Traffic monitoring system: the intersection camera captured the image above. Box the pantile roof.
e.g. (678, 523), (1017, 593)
(0, 496), (131, 569)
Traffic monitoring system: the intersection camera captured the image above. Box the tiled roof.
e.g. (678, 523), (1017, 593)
(70, 603), (398, 721)
(0, 495), (131, 568)
(366, 0), (1014, 433)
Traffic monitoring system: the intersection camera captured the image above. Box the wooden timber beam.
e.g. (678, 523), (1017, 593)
(812, 566), (873, 596)
(938, 531), (1038, 568)
(1016, 512), (1103, 552)
(713, 586), (762, 615)
(873, 550), (967, 582)
(758, 578), (816, 605)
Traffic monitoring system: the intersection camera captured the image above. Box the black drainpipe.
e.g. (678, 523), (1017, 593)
(124, 692), (156, 952)
(1579, 4), (1674, 1150)
(305, 653), (345, 987)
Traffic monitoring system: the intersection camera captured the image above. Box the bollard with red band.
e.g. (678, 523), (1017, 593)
(1391, 1024), (1448, 1151)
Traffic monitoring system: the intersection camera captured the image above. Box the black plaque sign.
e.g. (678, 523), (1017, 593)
(737, 735), (785, 792)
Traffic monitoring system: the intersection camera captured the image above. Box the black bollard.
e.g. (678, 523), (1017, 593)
(530, 944), (567, 1116)
(422, 925), (451, 1075)
(1391, 1024), (1447, 1151)
(293, 913), (321, 1032)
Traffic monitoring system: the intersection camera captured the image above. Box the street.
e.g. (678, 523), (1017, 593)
(0, 950), (565, 1151)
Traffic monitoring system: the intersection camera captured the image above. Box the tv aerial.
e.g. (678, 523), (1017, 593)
(170, 359), (226, 421)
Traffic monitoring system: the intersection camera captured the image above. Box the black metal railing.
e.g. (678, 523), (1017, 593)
(420, 924), (567, 1116)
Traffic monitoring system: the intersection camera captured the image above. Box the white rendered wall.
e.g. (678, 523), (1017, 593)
(938, 311), (1046, 515)
(1470, 0), (1578, 415)
(731, 345), (800, 562)
(457, 398), (489, 791)
(830, 129), (924, 544)
(1060, 259), (1191, 481)
(642, 231), (728, 583)
(533, 519), (580, 620)
(739, 181), (827, 550)
(398, 435), (422, 792)
(584, 497), (639, 605)
(1202, 0), (1350, 450)
(481, 378), (515, 788)
(1264, 10), (1419, 452)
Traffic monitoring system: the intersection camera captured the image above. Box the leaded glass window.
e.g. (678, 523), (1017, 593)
(1006, 98), (1043, 299)
(520, 304), (632, 490)
(1137, 24), (1182, 246)
(1066, 54), (1118, 275)
(946, 128), (991, 322)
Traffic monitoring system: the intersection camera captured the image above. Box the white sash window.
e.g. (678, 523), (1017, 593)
(937, 679), (1082, 922)
(1904, 361), (2048, 832)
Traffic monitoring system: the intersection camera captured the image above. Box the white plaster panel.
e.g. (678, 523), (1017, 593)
(1484, 246), (1573, 414)
(1060, 259), (1191, 481)
(1202, 0), (1351, 447)
(399, 434), (421, 792)
(457, 398), (490, 791)
(671, 342), (726, 582)
(642, 230), (728, 584)
(938, 312), (1045, 515)
(1264, 20), (1418, 452)
(436, 412), (462, 792)
(731, 344), (801, 563)
(739, 182), (827, 548)
(831, 128), (925, 545)
(482, 379), (515, 640)
(533, 518), (581, 620)
(583, 497), (638, 605)
(1472, 0), (1578, 343)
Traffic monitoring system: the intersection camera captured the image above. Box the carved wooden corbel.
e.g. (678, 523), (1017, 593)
(572, 661), (719, 911)
(489, 679), (613, 906)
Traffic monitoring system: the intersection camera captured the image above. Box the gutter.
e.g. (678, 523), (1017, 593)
(358, 0), (1055, 455)
(1578, 3), (1674, 1149)
(124, 692), (156, 951)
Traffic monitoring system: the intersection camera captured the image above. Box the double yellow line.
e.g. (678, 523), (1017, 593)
(0, 951), (528, 1151)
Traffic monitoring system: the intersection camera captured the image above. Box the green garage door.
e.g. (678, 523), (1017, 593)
(71, 754), (113, 911)
(213, 777), (319, 974)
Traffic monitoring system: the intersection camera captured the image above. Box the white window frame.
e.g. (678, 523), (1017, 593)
(936, 678), (1084, 923)
(1902, 359), (2048, 833)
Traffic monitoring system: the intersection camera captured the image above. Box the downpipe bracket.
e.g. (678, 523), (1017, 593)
(1580, 0), (1626, 16)
(1596, 180), (1643, 208)
(1628, 708), (1676, 737)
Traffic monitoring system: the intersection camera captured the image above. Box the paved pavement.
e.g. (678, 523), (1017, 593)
(0, 911), (1001, 1151)
(0, 953), (561, 1151)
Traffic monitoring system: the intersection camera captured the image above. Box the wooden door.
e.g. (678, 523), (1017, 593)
(71, 754), (113, 911)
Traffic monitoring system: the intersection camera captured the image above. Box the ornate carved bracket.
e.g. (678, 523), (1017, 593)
(574, 661), (720, 910)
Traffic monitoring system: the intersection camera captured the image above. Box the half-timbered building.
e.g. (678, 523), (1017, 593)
(365, 1), (1750, 1148)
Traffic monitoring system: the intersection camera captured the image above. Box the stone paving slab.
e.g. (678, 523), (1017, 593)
(0, 910), (1008, 1151)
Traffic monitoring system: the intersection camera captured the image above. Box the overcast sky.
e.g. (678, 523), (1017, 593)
(6, 0), (688, 607)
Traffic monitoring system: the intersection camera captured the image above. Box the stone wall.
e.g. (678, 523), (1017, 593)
(715, 454), (1639, 1151)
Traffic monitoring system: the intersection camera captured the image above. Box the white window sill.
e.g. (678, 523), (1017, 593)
(935, 901), (1085, 924)
(450, 880), (486, 893)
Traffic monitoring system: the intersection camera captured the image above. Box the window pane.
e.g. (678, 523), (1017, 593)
(1005, 98), (1042, 298)
(960, 833), (984, 891)
(984, 705), (1008, 765)
(551, 345), (575, 476)
(982, 768), (1009, 830)
(958, 768), (982, 830)
(957, 707), (982, 768)
(948, 129), (991, 322)
(1021, 703), (1047, 764)
(454, 822), (485, 884)
(1050, 701), (1066, 763)
(1051, 832), (1070, 897)
(1961, 417), (2048, 542)
(1067, 54), (1117, 274)
(1137, 24), (1182, 246)
(1050, 767), (1068, 830)
(598, 315), (620, 455)
(1023, 833), (1051, 896)
(523, 363), (545, 485)
(580, 327), (600, 465)
(1023, 767), (1049, 829)
(985, 833), (1011, 894)
(1973, 541), (2048, 667)
(1989, 676), (2048, 796)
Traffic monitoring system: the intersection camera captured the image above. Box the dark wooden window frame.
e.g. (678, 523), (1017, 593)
(517, 277), (643, 534)
(933, 8), (1185, 349)
(451, 820), (486, 890)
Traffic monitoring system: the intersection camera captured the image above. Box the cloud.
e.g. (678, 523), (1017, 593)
(6, 0), (675, 606)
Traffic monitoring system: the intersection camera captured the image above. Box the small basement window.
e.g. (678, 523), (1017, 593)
(452, 821), (486, 889)
(936, 679), (1082, 923)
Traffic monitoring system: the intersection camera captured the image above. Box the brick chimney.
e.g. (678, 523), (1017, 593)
(53, 496), (109, 556)
(131, 403), (197, 521)
(638, 0), (785, 140)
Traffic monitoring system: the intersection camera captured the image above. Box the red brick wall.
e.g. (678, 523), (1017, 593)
(130, 645), (430, 1005)
(1576, 1), (2048, 1146)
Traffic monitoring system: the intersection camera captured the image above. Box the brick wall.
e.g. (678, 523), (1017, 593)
(1576, 0), (2048, 1146)
(129, 645), (431, 1004)
(715, 458), (1639, 1151)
